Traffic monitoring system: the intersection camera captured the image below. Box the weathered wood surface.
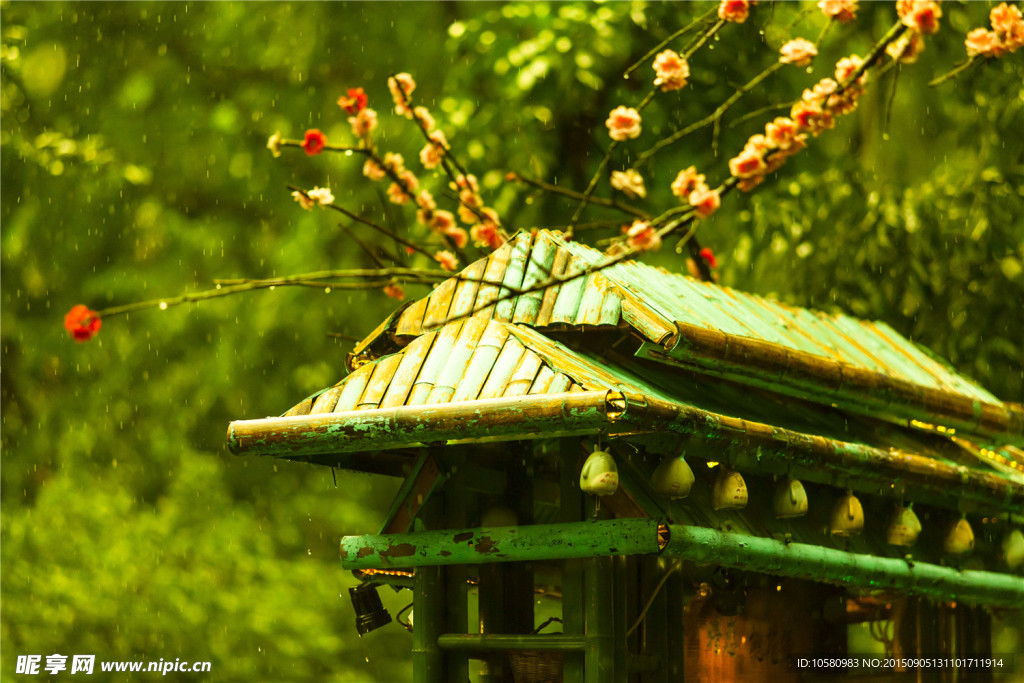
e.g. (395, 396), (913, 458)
(338, 519), (1024, 607)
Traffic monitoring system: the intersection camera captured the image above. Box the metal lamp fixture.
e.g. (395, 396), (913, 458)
(349, 583), (392, 635)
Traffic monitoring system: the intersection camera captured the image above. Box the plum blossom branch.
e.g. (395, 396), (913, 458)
(388, 73), (495, 228)
(509, 173), (650, 219)
(94, 269), (445, 320)
(568, 14), (730, 235)
(286, 184), (441, 261)
(636, 61), (785, 169)
(622, 4), (719, 80)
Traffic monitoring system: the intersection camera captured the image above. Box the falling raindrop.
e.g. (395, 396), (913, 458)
(158, 301), (168, 310)
(324, 287), (332, 293)
(345, 150), (354, 157)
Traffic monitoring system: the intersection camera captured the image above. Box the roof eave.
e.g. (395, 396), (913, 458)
(227, 391), (1024, 515)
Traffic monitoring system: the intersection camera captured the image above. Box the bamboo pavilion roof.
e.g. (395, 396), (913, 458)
(228, 230), (1024, 515)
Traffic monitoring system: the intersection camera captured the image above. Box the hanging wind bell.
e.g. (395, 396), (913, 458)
(651, 454), (695, 499)
(830, 491), (864, 536)
(772, 477), (808, 518)
(943, 517), (975, 555)
(580, 448), (619, 496)
(712, 468), (748, 510)
(886, 504), (922, 547)
(1002, 528), (1024, 570)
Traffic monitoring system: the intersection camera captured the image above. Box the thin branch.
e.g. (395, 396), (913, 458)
(728, 100), (798, 128)
(286, 185), (438, 260)
(836, 21), (906, 96)
(95, 277), (417, 319)
(622, 4), (718, 80)
(682, 18), (725, 60)
(280, 140), (371, 156)
(213, 268), (449, 285)
(539, 220), (626, 232)
(929, 56), (980, 87)
(511, 173), (650, 219)
(327, 332), (362, 342)
(567, 88), (658, 235)
(637, 61), (784, 168)
(342, 225), (402, 267)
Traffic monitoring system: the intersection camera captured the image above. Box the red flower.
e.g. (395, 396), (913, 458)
(302, 129), (327, 156)
(383, 284), (405, 301)
(64, 304), (102, 342)
(719, 0), (751, 23)
(338, 87), (368, 115)
(699, 247), (718, 269)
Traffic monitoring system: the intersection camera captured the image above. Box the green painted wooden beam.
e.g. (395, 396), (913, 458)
(341, 519), (1024, 608)
(341, 519), (658, 570)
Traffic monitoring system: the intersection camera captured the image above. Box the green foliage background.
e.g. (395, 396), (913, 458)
(1, 2), (1021, 681)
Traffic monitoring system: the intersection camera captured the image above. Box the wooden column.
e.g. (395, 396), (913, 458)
(413, 498), (445, 683)
(562, 438), (586, 683)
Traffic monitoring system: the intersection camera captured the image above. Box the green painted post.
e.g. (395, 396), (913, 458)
(613, 555), (628, 683)
(585, 555), (615, 683)
(414, 565), (445, 683)
(664, 567), (685, 680)
(507, 457), (535, 639)
(561, 440), (586, 683)
(443, 452), (470, 683)
(639, 557), (669, 683)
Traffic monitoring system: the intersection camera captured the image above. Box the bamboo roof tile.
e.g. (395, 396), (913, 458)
(340, 229), (1021, 446)
(231, 229), (1024, 513)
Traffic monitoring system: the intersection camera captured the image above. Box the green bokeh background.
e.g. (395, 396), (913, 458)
(2, 2), (1022, 681)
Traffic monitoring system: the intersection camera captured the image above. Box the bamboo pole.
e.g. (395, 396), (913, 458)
(413, 564), (445, 683)
(230, 391), (1024, 515)
(562, 439), (587, 683)
(340, 520), (1024, 608)
(586, 555), (615, 683)
(661, 525), (1024, 608)
(340, 518), (658, 570)
(645, 323), (1024, 446)
(437, 634), (588, 652)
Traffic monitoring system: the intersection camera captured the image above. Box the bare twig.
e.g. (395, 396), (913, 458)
(929, 57), (980, 87)
(343, 225), (402, 267)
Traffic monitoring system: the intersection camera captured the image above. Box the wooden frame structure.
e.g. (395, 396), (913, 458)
(230, 230), (1024, 682)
